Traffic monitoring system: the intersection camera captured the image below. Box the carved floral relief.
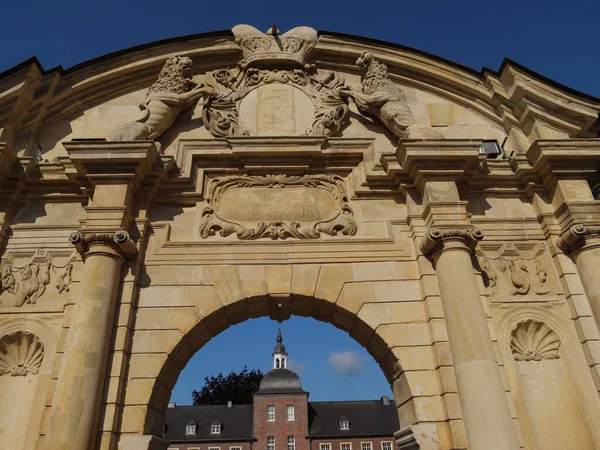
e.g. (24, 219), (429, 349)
(479, 243), (553, 300)
(199, 174), (357, 240)
(0, 250), (74, 308)
(0, 331), (44, 377)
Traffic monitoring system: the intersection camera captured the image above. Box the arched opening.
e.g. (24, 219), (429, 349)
(120, 293), (423, 448)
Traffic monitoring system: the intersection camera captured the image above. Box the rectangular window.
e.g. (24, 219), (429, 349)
(339, 420), (349, 430)
(267, 436), (275, 450)
(382, 443), (392, 450)
(362, 443), (372, 450)
(341, 444), (351, 450)
(320, 444), (331, 450)
(185, 425), (196, 435)
(211, 424), (221, 434)
(231, 447), (242, 450)
(287, 436), (295, 450)
(267, 405), (275, 421)
(208, 447), (220, 450)
(287, 405), (295, 421)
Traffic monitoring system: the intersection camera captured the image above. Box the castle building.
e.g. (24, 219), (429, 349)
(164, 331), (399, 450)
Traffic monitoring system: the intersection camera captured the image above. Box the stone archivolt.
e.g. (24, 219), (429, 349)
(510, 320), (561, 361)
(479, 242), (551, 299)
(0, 331), (44, 377)
(199, 174), (357, 240)
(0, 250), (74, 307)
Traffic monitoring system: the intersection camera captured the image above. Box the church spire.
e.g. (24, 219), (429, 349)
(272, 328), (288, 369)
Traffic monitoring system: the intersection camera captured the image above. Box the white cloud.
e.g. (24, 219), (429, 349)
(327, 350), (363, 375)
(287, 358), (307, 374)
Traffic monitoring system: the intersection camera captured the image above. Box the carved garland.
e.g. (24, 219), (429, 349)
(0, 250), (73, 307)
(199, 174), (357, 240)
(0, 331), (44, 377)
(479, 242), (550, 296)
(510, 320), (560, 361)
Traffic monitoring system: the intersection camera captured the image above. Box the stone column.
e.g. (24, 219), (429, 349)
(558, 225), (600, 330)
(44, 231), (136, 450)
(421, 228), (520, 450)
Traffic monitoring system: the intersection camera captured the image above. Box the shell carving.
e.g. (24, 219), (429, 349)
(0, 331), (44, 377)
(510, 320), (560, 361)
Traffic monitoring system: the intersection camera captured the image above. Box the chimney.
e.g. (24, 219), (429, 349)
(381, 396), (390, 406)
(227, 400), (232, 408)
(168, 402), (176, 408)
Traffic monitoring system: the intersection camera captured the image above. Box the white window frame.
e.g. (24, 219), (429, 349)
(267, 436), (275, 450)
(185, 425), (196, 435)
(320, 444), (332, 450)
(287, 435), (296, 450)
(208, 447), (221, 450)
(287, 405), (295, 421)
(381, 442), (393, 450)
(211, 424), (221, 434)
(267, 405), (275, 421)
(230, 447), (242, 450)
(361, 442), (373, 450)
(341, 443), (352, 450)
(339, 420), (350, 430)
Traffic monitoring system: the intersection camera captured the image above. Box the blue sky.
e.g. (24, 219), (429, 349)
(170, 317), (392, 405)
(3, 0), (599, 403)
(2, 0), (600, 97)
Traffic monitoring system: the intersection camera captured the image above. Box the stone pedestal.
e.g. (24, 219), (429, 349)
(422, 228), (520, 450)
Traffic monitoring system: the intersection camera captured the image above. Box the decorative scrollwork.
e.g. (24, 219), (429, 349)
(199, 174), (357, 240)
(0, 331), (44, 377)
(510, 320), (560, 361)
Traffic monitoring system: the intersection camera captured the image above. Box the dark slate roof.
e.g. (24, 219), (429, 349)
(308, 400), (399, 438)
(164, 404), (253, 443)
(255, 369), (307, 395)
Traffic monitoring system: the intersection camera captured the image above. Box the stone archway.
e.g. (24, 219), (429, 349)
(116, 264), (444, 450)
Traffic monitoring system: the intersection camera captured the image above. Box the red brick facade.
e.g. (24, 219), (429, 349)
(253, 394), (310, 450)
(310, 437), (395, 450)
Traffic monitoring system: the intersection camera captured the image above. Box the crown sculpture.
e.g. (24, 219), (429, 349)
(108, 24), (440, 146)
(232, 24), (318, 68)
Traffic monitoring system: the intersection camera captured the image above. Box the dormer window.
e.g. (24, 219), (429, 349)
(339, 419), (350, 430)
(186, 425), (196, 435)
(211, 419), (222, 434)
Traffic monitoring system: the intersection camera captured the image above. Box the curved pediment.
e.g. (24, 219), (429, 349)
(1, 25), (599, 161)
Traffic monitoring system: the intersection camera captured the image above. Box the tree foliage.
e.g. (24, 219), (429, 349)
(192, 366), (263, 405)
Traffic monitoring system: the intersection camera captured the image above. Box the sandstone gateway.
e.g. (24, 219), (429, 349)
(0, 24), (599, 450)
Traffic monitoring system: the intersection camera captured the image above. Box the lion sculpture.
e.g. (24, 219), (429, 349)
(341, 51), (442, 139)
(109, 56), (213, 143)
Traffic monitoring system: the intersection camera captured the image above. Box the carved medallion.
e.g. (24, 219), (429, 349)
(199, 174), (357, 240)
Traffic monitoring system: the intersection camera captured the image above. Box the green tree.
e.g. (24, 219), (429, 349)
(192, 366), (263, 405)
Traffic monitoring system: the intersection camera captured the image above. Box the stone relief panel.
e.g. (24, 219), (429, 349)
(510, 320), (560, 361)
(478, 242), (554, 301)
(0, 250), (74, 308)
(0, 331), (44, 377)
(199, 174), (357, 240)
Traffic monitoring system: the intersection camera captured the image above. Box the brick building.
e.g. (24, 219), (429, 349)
(164, 331), (399, 450)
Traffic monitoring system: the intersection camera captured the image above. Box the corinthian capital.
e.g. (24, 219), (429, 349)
(420, 227), (483, 257)
(556, 224), (600, 254)
(69, 230), (137, 260)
